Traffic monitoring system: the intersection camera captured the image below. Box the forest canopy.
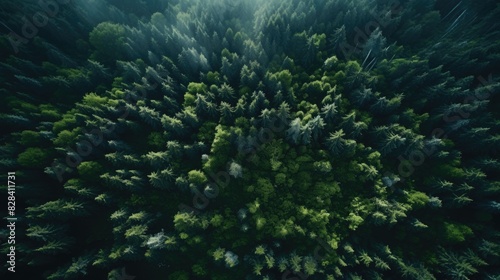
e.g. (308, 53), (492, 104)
(0, 0), (499, 279)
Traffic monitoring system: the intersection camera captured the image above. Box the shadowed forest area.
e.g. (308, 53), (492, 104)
(0, 0), (499, 279)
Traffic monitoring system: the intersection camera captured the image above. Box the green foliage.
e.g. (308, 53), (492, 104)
(347, 213), (364, 231)
(89, 22), (126, 65)
(147, 131), (167, 150)
(18, 130), (41, 146)
(124, 225), (148, 240)
(407, 191), (430, 209)
(53, 112), (77, 133)
(267, 70), (293, 90)
(17, 147), (50, 168)
(82, 92), (109, 107)
(187, 170), (207, 185)
(53, 129), (80, 146)
(438, 248), (487, 280)
(77, 161), (104, 181)
(183, 92), (196, 108)
(442, 222), (474, 244)
(204, 125), (231, 171)
(187, 82), (207, 95)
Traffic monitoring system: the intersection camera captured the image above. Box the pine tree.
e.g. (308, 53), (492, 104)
(321, 102), (338, 121)
(307, 115), (325, 142)
(326, 129), (355, 156)
(286, 118), (302, 144)
(148, 168), (174, 189)
(138, 106), (161, 128)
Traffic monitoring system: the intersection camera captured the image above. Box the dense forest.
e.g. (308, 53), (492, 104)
(0, 0), (499, 279)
